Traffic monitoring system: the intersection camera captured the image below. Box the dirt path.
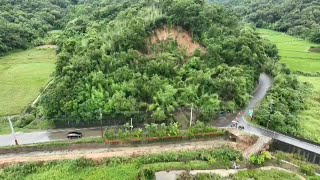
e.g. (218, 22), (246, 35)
(0, 139), (236, 167)
(243, 136), (271, 158)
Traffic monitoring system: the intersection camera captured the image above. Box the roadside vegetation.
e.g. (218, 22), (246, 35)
(104, 122), (223, 141)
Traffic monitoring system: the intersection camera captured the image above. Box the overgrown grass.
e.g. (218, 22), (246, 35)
(0, 48), (56, 116)
(258, 29), (320, 74)
(297, 76), (320, 143)
(274, 151), (320, 174)
(233, 169), (301, 180)
(1, 149), (315, 180)
(24, 162), (138, 180)
(0, 148), (242, 180)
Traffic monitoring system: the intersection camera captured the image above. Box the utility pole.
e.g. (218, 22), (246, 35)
(190, 103), (193, 127)
(130, 118), (133, 131)
(266, 99), (274, 129)
(8, 117), (18, 145)
(99, 108), (103, 138)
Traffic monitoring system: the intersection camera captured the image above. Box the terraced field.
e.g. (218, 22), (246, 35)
(258, 29), (320, 73)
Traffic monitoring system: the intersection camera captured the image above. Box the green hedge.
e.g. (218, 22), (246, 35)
(104, 122), (224, 143)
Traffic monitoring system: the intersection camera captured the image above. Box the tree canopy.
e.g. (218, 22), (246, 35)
(37, 0), (278, 123)
(0, 0), (75, 55)
(212, 0), (320, 43)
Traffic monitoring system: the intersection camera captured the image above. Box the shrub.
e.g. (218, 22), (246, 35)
(195, 173), (224, 180)
(249, 154), (265, 165)
(166, 122), (181, 136)
(118, 129), (130, 141)
(177, 171), (193, 180)
(300, 164), (315, 176)
(67, 158), (95, 171)
(189, 121), (217, 136)
(261, 151), (272, 160)
(275, 152), (285, 164)
(132, 128), (143, 139)
(14, 114), (35, 128)
(249, 151), (272, 165)
(104, 128), (116, 140)
(104, 157), (132, 166)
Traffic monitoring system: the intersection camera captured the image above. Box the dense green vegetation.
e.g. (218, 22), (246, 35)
(37, 0), (278, 124)
(104, 122), (223, 141)
(0, 48), (56, 116)
(0, 0), (76, 55)
(0, 148), (243, 180)
(254, 63), (309, 135)
(212, 0), (320, 43)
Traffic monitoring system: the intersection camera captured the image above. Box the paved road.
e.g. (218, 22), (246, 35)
(228, 73), (320, 154)
(0, 127), (103, 146)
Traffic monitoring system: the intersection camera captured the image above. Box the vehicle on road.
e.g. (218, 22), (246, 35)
(67, 131), (82, 139)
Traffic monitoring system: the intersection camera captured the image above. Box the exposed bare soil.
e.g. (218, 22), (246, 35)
(309, 47), (320, 53)
(36, 45), (57, 49)
(0, 139), (232, 168)
(148, 26), (206, 56)
(0, 130), (268, 168)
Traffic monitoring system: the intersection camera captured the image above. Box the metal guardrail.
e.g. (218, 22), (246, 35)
(241, 116), (320, 153)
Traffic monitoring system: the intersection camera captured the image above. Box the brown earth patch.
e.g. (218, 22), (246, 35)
(309, 46), (320, 53)
(148, 26), (206, 57)
(0, 139), (233, 168)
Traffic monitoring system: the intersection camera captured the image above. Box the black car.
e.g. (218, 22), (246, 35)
(67, 131), (82, 139)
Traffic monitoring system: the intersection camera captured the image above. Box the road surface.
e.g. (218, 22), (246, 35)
(0, 127), (103, 146)
(227, 73), (320, 154)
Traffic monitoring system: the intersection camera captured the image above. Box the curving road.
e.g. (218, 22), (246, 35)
(228, 73), (320, 155)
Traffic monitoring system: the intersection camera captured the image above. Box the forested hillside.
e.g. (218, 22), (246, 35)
(37, 0), (279, 123)
(0, 0), (76, 55)
(212, 0), (320, 43)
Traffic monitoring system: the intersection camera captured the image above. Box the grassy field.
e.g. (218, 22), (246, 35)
(0, 48), (56, 116)
(297, 76), (320, 143)
(258, 29), (320, 73)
